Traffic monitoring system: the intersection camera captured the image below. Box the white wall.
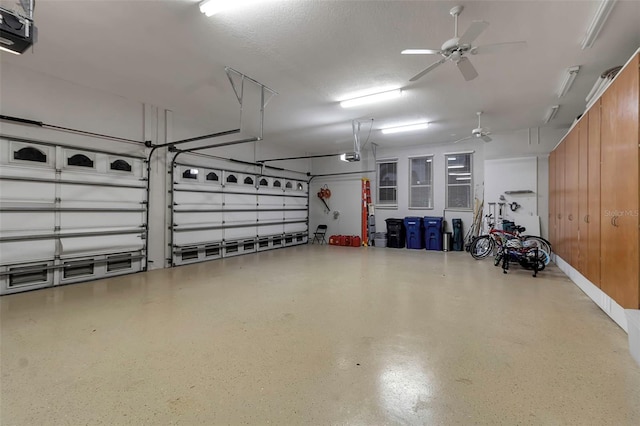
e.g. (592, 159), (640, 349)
(309, 127), (567, 241)
(1, 61), (310, 271)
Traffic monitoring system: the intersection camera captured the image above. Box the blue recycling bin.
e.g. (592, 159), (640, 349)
(423, 216), (444, 251)
(404, 217), (424, 249)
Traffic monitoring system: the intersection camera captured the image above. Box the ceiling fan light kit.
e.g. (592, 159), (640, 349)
(558, 66), (581, 98)
(581, 0), (617, 49)
(544, 105), (560, 123)
(339, 89), (402, 108)
(380, 122), (430, 135)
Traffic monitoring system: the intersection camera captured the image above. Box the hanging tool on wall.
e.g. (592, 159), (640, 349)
(509, 201), (521, 212)
(317, 184), (331, 213)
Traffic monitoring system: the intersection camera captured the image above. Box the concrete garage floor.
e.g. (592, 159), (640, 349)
(1, 246), (639, 425)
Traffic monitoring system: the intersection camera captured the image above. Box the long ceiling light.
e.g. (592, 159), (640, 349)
(199, 0), (263, 17)
(581, 0), (617, 49)
(340, 89), (402, 108)
(380, 122), (429, 134)
(558, 66), (580, 98)
(544, 105), (560, 123)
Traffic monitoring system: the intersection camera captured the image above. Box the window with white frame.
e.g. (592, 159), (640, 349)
(445, 153), (473, 209)
(409, 156), (433, 209)
(377, 160), (397, 206)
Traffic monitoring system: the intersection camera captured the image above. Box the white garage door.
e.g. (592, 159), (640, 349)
(171, 162), (308, 266)
(0, 138), (147, 294)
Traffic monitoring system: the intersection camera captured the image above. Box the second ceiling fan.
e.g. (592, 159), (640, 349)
(402, 5), (525, 82)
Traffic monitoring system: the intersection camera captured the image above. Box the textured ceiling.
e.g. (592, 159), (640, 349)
(2, 0), (639, 153)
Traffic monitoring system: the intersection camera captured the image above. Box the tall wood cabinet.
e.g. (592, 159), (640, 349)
(549, 52), (639, 309)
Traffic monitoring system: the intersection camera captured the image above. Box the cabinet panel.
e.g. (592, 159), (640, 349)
(555, 141), (566, 259)
(565, 128), (580, 267)
(587, 101), (601, 287)
(577, 118), (589, 274)
(600, 56), (639, 309)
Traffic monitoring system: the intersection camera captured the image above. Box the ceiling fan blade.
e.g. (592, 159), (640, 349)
(453, 136), (473, 144)
(481, 135), (493, 143)
(401, 49), (442, 55)
(458, 20), (489, 45)
(456, 57), (479, 81)
(472, 41), (527, 55)
(409, 58), (447, 82)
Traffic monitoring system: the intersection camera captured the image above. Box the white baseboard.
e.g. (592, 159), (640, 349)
(554, 255), (628, 333)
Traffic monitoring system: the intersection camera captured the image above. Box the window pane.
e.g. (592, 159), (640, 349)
(379, 162), (397, 186)
(447, 185), (471, 209)
(410, 186), (432, 208)
(378, 187), (397, 204)
(410, 157), (432, 185)
(446, 154), (472, 209)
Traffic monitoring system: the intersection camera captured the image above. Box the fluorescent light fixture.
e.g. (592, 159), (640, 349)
(456, 177), (471, 181)
(189, 169), (199, 175)
(447, 165), (465, 169)
(340, 89), (402, 108)
(581, 0), (617, 49)
(426, 159), (432, 162)
(0, 45), (21, 55)
(401, 49), (439, 55)
(381, 122), (429, 134)
(544, 105), (560, 124)
(450, 172), (471, 176)
(447, 157), (457, 161)
(199, 0), (264, 17)
(558, 66), (580, 98)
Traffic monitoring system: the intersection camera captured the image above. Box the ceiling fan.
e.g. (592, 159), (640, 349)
(402, 5), (526, 82)
(453, 111), (492, 143)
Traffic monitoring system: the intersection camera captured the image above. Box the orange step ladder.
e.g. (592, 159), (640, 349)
(361, 178), (372, 246)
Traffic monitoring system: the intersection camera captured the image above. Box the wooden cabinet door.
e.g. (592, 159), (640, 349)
(549, 151), (556, 249)
(565, 128), (580, 267)
(587, 101), (601, 287)
(556, 141), (566, 259)
(577, 118), (589, 274)
(600, 55), (639, 309)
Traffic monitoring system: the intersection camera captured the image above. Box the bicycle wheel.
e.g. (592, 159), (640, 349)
(522, 236), (551, 255)
(470, 236), (494, 259)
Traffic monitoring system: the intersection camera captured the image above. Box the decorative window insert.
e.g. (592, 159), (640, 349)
(68, 154), (94, 168)
(259, 178), (269, 187)
(226, 174), (238, 184)
(244, 176), (254, 185)
(14, 146), (47, 163)
(182, 169), (198, 180)
(110, 159), (132, 172)
(273, 180), (282, 188)
(206, 172), (219, 182)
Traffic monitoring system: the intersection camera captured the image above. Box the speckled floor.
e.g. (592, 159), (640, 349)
(1, 245), (639, 425)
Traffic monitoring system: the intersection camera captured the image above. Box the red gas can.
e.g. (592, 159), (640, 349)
(338, 235), (346, 246)
(351, 236), (361, 247)
(345, 236), (352, 246)
(329, 235), (339, 245)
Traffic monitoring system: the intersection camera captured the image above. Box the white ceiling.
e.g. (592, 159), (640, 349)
(2, 0), (639, 154)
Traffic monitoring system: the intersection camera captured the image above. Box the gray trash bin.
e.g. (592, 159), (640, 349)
(443, 232), (452, 252)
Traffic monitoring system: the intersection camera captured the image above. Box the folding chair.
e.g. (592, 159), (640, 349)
(311, 225), (328, 244)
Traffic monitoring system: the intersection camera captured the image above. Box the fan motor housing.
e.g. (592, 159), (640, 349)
(472, 127), (483, 136)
